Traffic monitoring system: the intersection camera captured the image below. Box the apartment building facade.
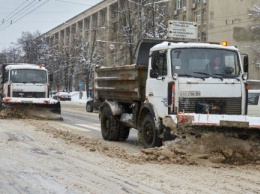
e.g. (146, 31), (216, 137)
(43, 0), (259, 91)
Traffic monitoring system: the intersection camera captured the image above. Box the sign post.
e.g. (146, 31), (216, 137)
(167, 20), (198, 39)
(78, 81), (83, 99)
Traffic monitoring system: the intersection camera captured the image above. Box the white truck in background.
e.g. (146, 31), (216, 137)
(92, 39), (260, 148)
(0, 63), (61, 118)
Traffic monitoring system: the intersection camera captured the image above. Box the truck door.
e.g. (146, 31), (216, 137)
(146, 50), (169, 117)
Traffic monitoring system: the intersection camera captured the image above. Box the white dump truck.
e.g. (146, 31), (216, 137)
(0, 63), (61, 118)
(93, 39), (260, 148)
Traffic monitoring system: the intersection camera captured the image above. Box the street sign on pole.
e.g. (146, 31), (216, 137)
(78, 82), (83, 90)
(167, 20), (198, 39)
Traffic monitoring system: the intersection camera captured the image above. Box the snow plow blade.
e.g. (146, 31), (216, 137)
(163, 113), (260, 141)
(1, 97), (62, 120)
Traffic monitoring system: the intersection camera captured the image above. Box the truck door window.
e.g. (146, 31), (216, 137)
(248, 93), (260, 105)
(151, 51), (167, 78)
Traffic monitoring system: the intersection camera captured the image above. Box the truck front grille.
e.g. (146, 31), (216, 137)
(178, 97), (242, 115)
(12, 92), (45, 98)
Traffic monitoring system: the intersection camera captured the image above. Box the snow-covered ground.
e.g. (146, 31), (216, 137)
(69, 91), (90, 103)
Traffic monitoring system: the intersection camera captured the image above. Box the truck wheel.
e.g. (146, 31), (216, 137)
(86, 102), (93, 112)
(118, 125), (130, 141)
(141, 114), (162, 148)
(100, 106), (120, 141)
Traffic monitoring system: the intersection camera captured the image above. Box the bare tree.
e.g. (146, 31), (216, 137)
(17, 31), (44, 64)
(116, 0), (169, 66)
(248, 2), (260, 58)
(0, 47), (23, 63)
(249, 3), (260, 39)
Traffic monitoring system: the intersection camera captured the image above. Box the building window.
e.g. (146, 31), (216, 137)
(176, 0), (182, 10)
(176, 0), (186, 10)
(183, 0), (187, 6)
(183, 14), (186, 21)
(202, 8), (207, 25)
(161, 4), (167, 15)
(201, 32), (207, 41)
(194, 10), (201, 25)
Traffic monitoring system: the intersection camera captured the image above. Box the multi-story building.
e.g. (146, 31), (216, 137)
(170, 0), (259, 80)
(42, 0), (259, 91)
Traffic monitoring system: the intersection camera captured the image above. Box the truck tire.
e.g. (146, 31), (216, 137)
(118, 125), (130, 141)
(141, 114), (162, 148)
(86, 102), (93, 112)
(100, 106), (120, 141)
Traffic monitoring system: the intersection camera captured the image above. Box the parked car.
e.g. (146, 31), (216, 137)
(49, 90), (57, 98)
(53, 91), (71, 101)
(86, 98), (94, 112)
(86, 97), (100, 112)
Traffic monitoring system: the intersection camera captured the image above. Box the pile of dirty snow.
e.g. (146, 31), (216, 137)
(0, 107), (62, 120)
(30, 120), (260, 166)
(137, 134), (260, 165)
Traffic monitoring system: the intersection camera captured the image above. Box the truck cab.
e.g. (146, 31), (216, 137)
(1, 64), (49, 99)
(146, 41), (247, 119)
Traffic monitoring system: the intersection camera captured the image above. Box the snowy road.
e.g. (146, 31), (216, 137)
(0, 120), (163, 193)
(0, 102), (260, 193)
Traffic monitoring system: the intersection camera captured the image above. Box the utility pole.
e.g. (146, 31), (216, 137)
(86, 29), (97, 98)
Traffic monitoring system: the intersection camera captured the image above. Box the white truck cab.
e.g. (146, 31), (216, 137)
(146, 41), (247, 119)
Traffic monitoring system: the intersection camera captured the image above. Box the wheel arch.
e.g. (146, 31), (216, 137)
(99, 100), (124, 116)
(137, 102), (160, 131)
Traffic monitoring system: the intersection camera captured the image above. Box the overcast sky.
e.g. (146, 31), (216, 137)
(0, 0), (102, 51)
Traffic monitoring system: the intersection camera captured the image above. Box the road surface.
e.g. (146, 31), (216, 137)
(0, 101), (260, 193)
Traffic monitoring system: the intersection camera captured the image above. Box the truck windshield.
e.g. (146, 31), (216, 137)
(10, 69), (47, 83)
(171, 48), (240, 78)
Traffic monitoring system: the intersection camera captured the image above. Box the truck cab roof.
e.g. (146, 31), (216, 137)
(150, 41), (238, 52)
(133, 39), (238, 66)
(4, 63), (46, 70)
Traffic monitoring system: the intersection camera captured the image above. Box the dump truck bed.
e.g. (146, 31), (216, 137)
(94, 65), (147, 103)
(94, 39), (173, 103)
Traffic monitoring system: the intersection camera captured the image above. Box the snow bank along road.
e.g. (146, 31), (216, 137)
(0, 103), (260, 193)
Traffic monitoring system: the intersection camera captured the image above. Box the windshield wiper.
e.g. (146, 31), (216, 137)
(178, 73), (206, 80)
(178, 74), (193, 77)
(193, 71), (210, 76)
(30, 81), (44, 84)
(214, 73), (240, 81)
(211, 74), (224, 81)
(193, 72), (210, 80)
(213, 73), (226, 76)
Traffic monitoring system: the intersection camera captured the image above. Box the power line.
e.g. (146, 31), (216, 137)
(1, 0), (29, 22)
(54, 0), (94, 7)
(0, 0), (38, 27)
(0, 0), (50, 32)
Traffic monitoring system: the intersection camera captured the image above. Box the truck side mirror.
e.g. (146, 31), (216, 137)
(243, 55), (248, 73)
(49, 74), (53, 82)
(151, 52), (159, 70)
